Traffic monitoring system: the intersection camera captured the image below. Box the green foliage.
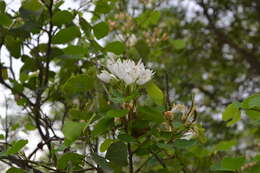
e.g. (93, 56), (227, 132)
(211, 157), (245, 171)
(1, 0), (259, 172)
(173, 139), (196, 149)
(172, 39), (186, 50)
(62, 120), (85, 144)
(22, 0), (43, 11)
(106, 109), (129, 118)
(63, 45), (87, 57)
(57, 152), (84, 170)
(7, 140), (28, 155)
(138, 106), (164, 123)
(92, 117), (114, 137)
(6, 167), (26, 173)
(100, 139), (114, 152)
(93, 22), (109, 39)
(105, 41), (126, 55)
(0, 1), (6, 13)
(5, 36), (21, 58)
(135, 40), (150, 58)
(215, 139), (237, 151)
(242, 93), (260, 109)
(92, 153), (112, 172)
(146, 82), (164, 105)
(52, 26), (81, 44)
(222, 102), (241, 126)
(105, 141), (128, 166)
(62, 74), (94, 96)
(52, 10), (74, 26)
(95, 0), (112, 14)
(0, 13), (12, 27)
(136, 10), (161, 28)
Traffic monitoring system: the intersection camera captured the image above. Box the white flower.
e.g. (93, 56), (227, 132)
(181, 130), (194, 140)
(97, 70), (115, 83)
(97, 58), (154, 85)
(136, 69), (154, 85)
(126, 34), (137, 47)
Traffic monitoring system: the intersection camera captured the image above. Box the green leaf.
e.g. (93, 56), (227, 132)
(135, 40), (150, 58)
(6, 167), (26, 173)
(22, 0), (43, 11)
(215, 139), (237, 151)
(138, 106), (164, 123)
(105, 41), (125, 55)
(69, 109), (92, 121)
(211, 157), (245, 171)
(105, 141), (128, 166)
(246, 110), (260, 119)
(79, 17), (92, 36)
(118, 134), (136, 143)
(0, 134), (4, 139)
(0, 1), (6, 13)
(221, 157), (245, 171)
(95, 0), (111, 14)
(146, 82), (164, 105)
(100, 139), (114, 152)
(0, 13), (12, 27)
(57, 152), (84, 170)
(149, 11), (161, 24)
(136, 10), (161, 28)
(52, 10), (74, 26)
(172, 39), (185, 50)
(92, 153), (112, 172)
(62, 74), (94, 96)
(210, 163), (233, 171)
(63, 45), (87, 56)
(196, 125), (207, 143)
(1, 67), (8, 79)
(62, 120), (85, 143)
(106, 109), (129, 118)
(25, 122), (36, 131)
(156, 143), (174, 151)
(93, 22), (109, 39)
(5, 35), (21, 58)
(242, 93), (260, 109)
(92, 118), (114, 137)
(173, 139), (196, 149)
(222, 102), (241, 126)
(52, 26), (81, 44)
(7, 139), (28, 155)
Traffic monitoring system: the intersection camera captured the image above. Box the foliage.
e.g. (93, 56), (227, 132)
(0, 0), (259, 172)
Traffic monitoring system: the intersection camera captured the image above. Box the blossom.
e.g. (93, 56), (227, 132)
(97, 70), (116, 83)
(97, 58), (154, 85)
(181, 130), (195, 140)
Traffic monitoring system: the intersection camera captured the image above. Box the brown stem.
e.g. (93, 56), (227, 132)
(128, 143), (133, 173)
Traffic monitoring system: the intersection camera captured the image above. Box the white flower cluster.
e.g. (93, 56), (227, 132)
(97, 58), (154, 85)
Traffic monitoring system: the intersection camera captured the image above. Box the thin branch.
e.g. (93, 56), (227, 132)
(198, 0), (260, 75)
(149, 150), (167, 169)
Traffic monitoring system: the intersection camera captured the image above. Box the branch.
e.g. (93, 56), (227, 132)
(0, 155), (44, 173)
(135, 156), (152, 173)
(149, 150), (167, 169)
(198, 0), (260, 75)
(0, 76), (34, 107)
(43, 0), (54, 86)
